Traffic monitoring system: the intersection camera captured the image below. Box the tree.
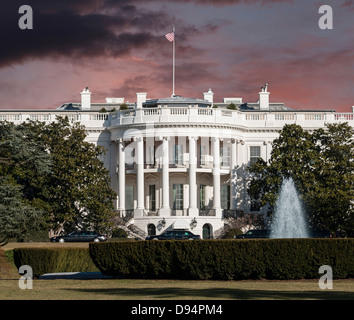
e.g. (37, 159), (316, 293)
(0, 179), (44, 244)
(119, 103), (129, 110)
(307, 123), (354, 234)
(0, 122), (50, 243)
(248, 123), (354, 235)
(23, 117), (117, 235)
(226, 103), (237, 110)
(0, 122), (51, 187)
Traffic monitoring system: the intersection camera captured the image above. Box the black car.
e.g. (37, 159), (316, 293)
(310, 229), (332, 238)
(235, 229), (270, 239)
(146, 230), (201, 240)
(50, 231), (107, 243)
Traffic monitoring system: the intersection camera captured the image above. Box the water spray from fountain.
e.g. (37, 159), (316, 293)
(270, 177), (309, 239)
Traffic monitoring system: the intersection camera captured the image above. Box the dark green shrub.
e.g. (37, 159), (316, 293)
(119, 103), (129, 110)
(13, 248), (99, 277)
(89, 241), (176, 278)
(90, 239), (354, 280)
(223, 228), (243, 239)
(111, 228), (128, 238)
(226, 103), (237, 110)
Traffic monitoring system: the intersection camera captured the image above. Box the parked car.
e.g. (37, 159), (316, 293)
(310, 229), (332, 238)
(234, 229), (270, 239)
(50, 231), (107, 243)
(146, 230), (201, 240)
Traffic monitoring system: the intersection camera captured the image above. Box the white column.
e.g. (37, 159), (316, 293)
(188, 136), (198, 216)
(118, 139), (125, 213)
(212, 137), (222, 217)
(230, 139), (237, 211)
(160, 137), (170, 216)
(135, 136), (145, 217)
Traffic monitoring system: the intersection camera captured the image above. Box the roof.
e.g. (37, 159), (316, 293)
(57, 103), (135, 111)
(144, 95), (211, 108)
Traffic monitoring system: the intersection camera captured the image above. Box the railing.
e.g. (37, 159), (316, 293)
(246, 114), (265, 120)
(275, 114), (295, 121)
(198, 109), (213, 116)
(305, 114), (324, 121)
(1, 109), (353, 129)
(90, 114), (108, 121)
(145, 211), (158, 216)
(223, 209), (246, 219)
(0, 114), (22, 121)
(170, 108), (188, 115)
(199, 209), (214, 216)
(118, 210), (134, 222)
(144, 109), (160, 116)
(335, 113), (353, 121)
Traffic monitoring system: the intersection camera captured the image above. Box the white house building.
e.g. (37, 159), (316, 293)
(1, 85), (353, 239)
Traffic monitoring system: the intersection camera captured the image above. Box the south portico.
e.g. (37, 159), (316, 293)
(113, 132), (235, 220)
(110, 96), (242, 238)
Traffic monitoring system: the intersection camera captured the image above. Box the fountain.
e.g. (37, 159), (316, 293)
(270, 177), (309, 239)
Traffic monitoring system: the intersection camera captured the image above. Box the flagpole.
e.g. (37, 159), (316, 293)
(172, 25), (175, 97)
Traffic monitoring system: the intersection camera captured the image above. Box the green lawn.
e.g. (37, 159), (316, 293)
(1, 278), (353, 300)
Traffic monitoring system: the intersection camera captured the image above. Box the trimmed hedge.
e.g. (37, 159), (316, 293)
(89, 239), (354, 280)
(13, 248), (99, 277)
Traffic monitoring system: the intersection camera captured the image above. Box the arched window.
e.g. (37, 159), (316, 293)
(202, 224), (212, 239)
(147, 224), (156, 236)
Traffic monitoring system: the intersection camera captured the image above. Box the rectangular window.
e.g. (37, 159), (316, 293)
(149, 185), (156, 211)
(146, 145), (155, 165)
(221, 146), (230, 166)
(125, 185), (134, 210)
(125, 145), (135, 168)
(172, 184), (183, 210)
(200, 145), (207, 165)
(221, 185), (230, 210)
(174, 145), (183, 165)
(249, 146), (261, 165)
(199, 185), (206, 210)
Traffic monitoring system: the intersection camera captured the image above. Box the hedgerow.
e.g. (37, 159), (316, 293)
(13, 248), (98, 277)
(89, 239), (354, 280)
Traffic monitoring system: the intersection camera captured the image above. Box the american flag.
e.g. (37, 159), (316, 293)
(165, 31), (174, 42)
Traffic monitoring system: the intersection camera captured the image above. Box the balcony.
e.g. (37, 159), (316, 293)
(1, 108), (353, 129)
(110, 108), (354, 129)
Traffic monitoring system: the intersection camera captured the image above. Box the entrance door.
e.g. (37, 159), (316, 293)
(202, 224), (212, 239)
(147, 224), (156, 236)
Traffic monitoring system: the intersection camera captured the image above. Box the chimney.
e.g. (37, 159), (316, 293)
(259, 83), (270, 110)
(203, 88), (214, 105)
(136, 92), (147, 109)
(81, 87), (91, 110)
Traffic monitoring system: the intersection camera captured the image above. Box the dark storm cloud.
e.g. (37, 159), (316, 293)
(0, 0), (223, 68)
(0, 0), (296, 69)
(104, 0), (292, 6)
(0, 1), (170, 68)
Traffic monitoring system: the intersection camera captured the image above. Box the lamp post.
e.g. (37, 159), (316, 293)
(190, 218), (197, 229)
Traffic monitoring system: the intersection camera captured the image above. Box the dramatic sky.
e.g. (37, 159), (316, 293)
(0, 0), (353, 111)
